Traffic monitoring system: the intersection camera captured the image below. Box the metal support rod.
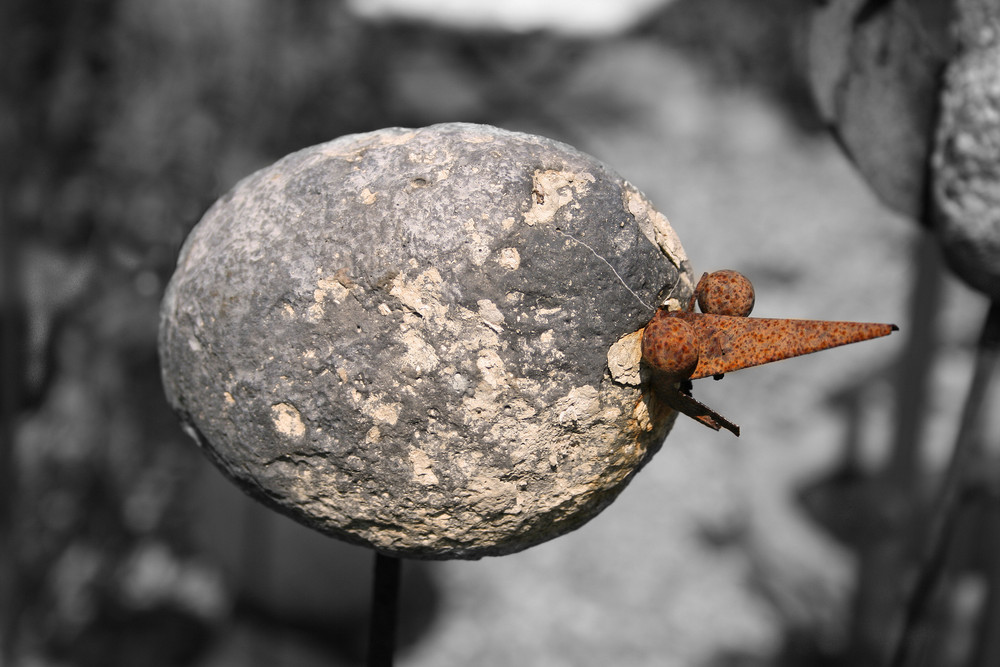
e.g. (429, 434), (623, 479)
(970, 491), (1000, 667)
(367, 552), (401, 667)
(890, 300), (1000, 667)
(0, 98), (23, 667)
(838, 234), (943, 665)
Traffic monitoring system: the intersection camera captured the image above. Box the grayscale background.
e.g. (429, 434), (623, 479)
(1, 1), (989, 666)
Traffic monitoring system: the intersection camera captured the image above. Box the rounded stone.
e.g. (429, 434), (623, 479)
(159, 123), (694, 559)
(932, 0), (1000, 298)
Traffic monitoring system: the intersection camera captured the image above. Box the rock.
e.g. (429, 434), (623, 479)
(809, 0), (1000, 297)
(807, 0), (952, 220)
(932, 0), (1000, 297)
(159, 122), (693, 559)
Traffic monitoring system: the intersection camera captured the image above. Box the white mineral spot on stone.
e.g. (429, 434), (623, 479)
(504, 290), (524, 304)
(389, 268), (448, 319)
(365, 426), (381, 443)
(376, 131), (417, 146)
(408, 446), (440, 485)
(307, 302), (324, 321)
(362, 395), (401, 425)
(497, 247), (521, 270)
(466, 475), (516, 508)
(524, 169), (595, 226)
(188, 338), (201, 352)
(223, 392), (235, 405)
(477, 299), (505, 332)
(534, 330), (565, 361)
(460, 131), (495, 143)
(468, 232), (493, 266)
(317, 277), (350, 303)
(632, 397), (655, 432)
(400, 329), (440, 375)
(534, 306), (562, 322)
(607, 330), (644, 386)
(271, 403), (306, 439)
(624, 183), (691, 292)
(554, 386), (601, 427)
(601, 406), (623, 422)
(476, 350), (507, 389)
(466, 323), (501, 351)
(282, 303), (295, 318)
(501, 216), (515, 230)
(360, 187), (376, 204)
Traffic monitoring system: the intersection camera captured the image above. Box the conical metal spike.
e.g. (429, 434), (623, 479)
(663, 311), (898, 380)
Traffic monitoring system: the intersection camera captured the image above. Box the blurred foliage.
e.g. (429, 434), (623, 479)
(0, 0), (820, 664)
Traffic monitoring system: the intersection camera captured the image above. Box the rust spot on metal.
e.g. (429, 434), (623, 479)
(639, 269), (898, 436)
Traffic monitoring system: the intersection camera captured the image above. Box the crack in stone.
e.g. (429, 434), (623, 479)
(554, 228), (653, 311)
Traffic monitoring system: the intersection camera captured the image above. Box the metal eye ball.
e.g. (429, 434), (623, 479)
(641, 310), (700, 381)
(696, 270), (755, 317)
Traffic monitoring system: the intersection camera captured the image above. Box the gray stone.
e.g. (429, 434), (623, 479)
(807, 0), (950, 220)
(159, 123), (693, 559)
(933, 0), (1000, 297)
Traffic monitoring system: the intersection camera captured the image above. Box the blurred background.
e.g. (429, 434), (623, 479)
(0, 1), (993, 665)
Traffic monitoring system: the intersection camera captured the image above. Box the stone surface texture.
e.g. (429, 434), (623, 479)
(809, 0), (1000, 297)
(807, 0), (951, 220)
(933, 0), (1000, 297)
(159, 123), (693, 559)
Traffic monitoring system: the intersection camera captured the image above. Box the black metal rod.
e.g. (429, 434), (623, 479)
(889, 300), (1000, 667)
(0, 112), (23, 667)
(970, 491), (1000, 667)
(367, 552), (401, 667)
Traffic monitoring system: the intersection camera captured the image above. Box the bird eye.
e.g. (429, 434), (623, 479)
(641, 310), (699, 381)
(696, 270), (755, 317)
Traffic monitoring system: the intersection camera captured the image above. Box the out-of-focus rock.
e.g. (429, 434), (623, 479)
(809, 0), (1000, 298)
(807, 0), (953, 220)
(932, 0), (1000, 297)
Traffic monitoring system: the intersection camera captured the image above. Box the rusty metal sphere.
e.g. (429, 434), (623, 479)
(641, 311), (699, 381)
(696, 270), (755, 317)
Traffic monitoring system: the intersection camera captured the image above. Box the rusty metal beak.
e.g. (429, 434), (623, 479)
(641, 270), (898, 436)
(664, 311), (898, 380)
